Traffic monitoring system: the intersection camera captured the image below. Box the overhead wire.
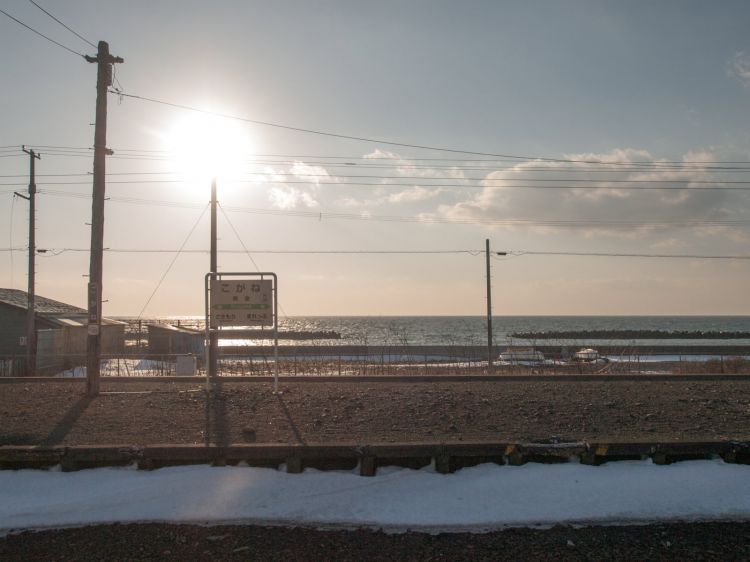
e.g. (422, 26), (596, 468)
(6, 168), (750, 180)
(2, 246), (748, 260)
(4, 179), (750, 191)
(136, 204), (209, 319)
(16, 144), (750, 166)
(504, 250), (750, 260)
(217, 202), (293, 319)
(4, 167), (750, 185)
(27, 0), (96, 48)
(0, 248), (484, 255)
(31, 189), (750, 228)
(108, 91), (750, 167)
(217, 203), (261, 272)
(0, 7), (85, 58)
(14, 144), (750, 171)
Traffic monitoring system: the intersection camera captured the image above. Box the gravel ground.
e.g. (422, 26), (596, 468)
(1, 378), (750, 446)
(2, 521), (750, 561)
(3, 378), (750, 560)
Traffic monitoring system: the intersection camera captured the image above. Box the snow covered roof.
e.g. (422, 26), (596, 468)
(0, 288), (124, 325)
(0, 288), (87, 315)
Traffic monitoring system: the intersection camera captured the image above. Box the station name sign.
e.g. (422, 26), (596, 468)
(210, 279), (273, 327)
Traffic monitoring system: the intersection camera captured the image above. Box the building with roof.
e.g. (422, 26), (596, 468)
(0, 288), (125, 375)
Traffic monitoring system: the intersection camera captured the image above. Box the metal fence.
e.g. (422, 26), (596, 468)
(4, 347), (749, 378)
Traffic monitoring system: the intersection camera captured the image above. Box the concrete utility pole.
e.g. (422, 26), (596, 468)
(15, 147), (41, 376)
(208, 178), (218, 385)
(85, 41), (123, 396)
(486, 239), (493, 371)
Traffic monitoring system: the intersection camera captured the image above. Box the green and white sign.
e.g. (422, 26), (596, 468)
(210, 279), (273, 327)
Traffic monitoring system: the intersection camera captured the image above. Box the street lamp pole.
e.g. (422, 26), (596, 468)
(486, 239), (493, 371)
(209, 177), (218, 384)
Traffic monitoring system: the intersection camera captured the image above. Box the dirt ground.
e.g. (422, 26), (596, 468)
(3, 521), (750, 561)
(3, 377), (750, 560)
(2, 377), (750, 446)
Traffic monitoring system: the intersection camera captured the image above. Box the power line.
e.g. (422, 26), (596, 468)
(219, 206), (750, 228)
(108, 91), (750, 167)
(218, 202), (298, 318)
(17, 144), (750, 166)
(6, 171), (750, 185)
(2, 246), (748, 260)
(27, 0), (96, 48)
(5, 179), (750, 191)
(505, 250), (750, 260)
(217, 203), (261, 271)
(136, 204), (209, 319)
(6, 169), (750, 181)
(6, 164), (750, 176)
(0, 7), (85, 58)
(17, 145), (750, 171)
(31, 189), (750, 228)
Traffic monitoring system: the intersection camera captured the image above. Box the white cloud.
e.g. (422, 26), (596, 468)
(363, 148), (402, 160)
(264, 161), (334, 209)
(438, 148), (744, 238)
(268, 186), (319, 209)
(387, 186), (446, 203)
(727, 51), (750, 87)
(289, 161), (333, 185)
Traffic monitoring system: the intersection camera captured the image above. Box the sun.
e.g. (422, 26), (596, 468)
(162, 112), (254, 186)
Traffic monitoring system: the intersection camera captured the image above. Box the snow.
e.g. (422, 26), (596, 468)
(2, 459), (750, 534)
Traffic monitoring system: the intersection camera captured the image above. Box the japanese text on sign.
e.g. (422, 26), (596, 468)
(210, 279), (273, 327)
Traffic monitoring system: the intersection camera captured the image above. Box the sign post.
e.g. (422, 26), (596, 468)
(205, 272), (279, 391)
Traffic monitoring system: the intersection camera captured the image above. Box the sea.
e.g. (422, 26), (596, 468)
(131, 316), (750, 347)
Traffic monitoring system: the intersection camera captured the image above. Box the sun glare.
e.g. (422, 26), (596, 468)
(163, 112), (253, 186)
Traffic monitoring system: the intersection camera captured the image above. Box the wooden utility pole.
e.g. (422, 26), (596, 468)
(15, 147), (41, 375)
(486, 238), (493, 371)
(85, 41), (123, 396)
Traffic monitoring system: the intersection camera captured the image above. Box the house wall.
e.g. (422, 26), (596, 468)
(0, 301), (125, 374)
(147, 324), (205, 356)
(0, 303), (72, 357)
(0, 303), (27, 356)
(35, 324), (126, 375)
(36, 329), (66, 374)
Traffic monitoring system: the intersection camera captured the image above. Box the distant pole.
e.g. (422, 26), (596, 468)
(486, 238), (493, 371)
(208, 178), (218, 385)
(16, 147), (41, 375)
(85, 41), (124, 396)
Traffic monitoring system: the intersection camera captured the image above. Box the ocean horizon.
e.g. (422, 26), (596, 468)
(115, 315), (750, 347)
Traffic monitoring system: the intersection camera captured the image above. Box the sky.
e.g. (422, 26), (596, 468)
(1, 0), (750, 317)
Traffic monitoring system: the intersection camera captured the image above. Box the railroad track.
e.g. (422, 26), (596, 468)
(2, 440), (749, 475)
(2, 373), (750, 383)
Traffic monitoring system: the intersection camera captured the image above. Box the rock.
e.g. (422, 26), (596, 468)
(241, 427), (257, 443)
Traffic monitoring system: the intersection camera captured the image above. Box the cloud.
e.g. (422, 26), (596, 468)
(289, 162), (333, 185)
(387, 186), (446, 203)
(363, 149), (402, 160)
(437, 148), (744, 237)
(268, 186), (319, 209)
(727, 51), (750, 87)
(261, 148), (748, 243)
(264, 161), (334, 209)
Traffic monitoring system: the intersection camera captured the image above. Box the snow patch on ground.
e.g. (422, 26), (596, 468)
(2, 459), (750, 534)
